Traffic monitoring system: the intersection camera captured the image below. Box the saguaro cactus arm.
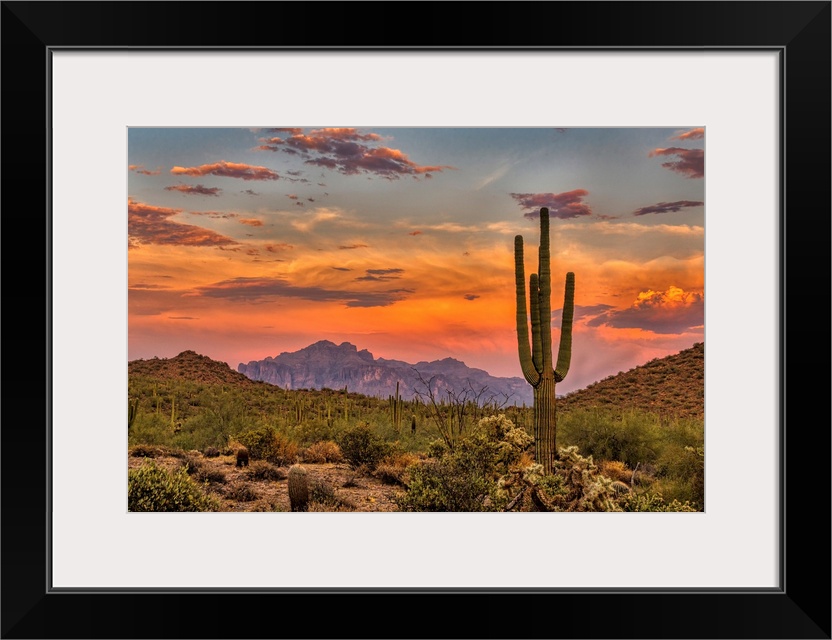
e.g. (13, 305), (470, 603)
(514, 236), (541, 386)
(555, 272), (575, 382)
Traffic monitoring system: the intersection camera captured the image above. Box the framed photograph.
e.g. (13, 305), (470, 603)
(3, 2), (829, 638)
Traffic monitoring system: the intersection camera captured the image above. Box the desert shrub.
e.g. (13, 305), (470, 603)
(426, 439), (447, 458)
(302, 440), (343, 463)
(181, 455), (204, 475)
(194, 467), (227, 484)
(395, 433), (505, 512)
(373, 451), (421, 486)
(236, 426), (299, 466)
(128, 413), (175, 448)
(129, 444), (161, 458)
(246, 460), (286, 481)
(225, 483), (260, 502)
(396, 415), (535, 512)
(288, 420), (338, 447)
(597, 459), (633, 484)
(337, 423), (391, 470)
(128, 460), (220, 512)
(558, 408), (663, 468)
(309, 478), (337, 505)
(203, 447), (221, 458)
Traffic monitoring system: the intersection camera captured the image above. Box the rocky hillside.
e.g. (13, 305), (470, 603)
(559, 342), (704, 419)
(128, 350), (264, 387)
(237, 340), (534, 405)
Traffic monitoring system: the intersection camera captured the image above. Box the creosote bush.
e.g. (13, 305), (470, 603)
(128, 460), (220, 512)
(246, 460), (287, 481)
(236, 426), (299, 466)
(396, 414), (530, 512)
(302, 440), (343, 464)
(225, 483), (260, 502)
(337, 422), (390, 471)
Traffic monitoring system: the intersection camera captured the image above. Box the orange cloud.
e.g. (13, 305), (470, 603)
(238, 218), (264, 227)
(670, 127), (704, 141)
(171, 161), (279, 181)
(586, 285), (703, 334)
(511, 190), (592, 219)
(649, 148), (704, 179)
(256, 127), (454, 179)
(128, 198), (238, 248)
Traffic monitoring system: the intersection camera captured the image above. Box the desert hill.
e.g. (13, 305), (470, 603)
(559, 342), (704, 419)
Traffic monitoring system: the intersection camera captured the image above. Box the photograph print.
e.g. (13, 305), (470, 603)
(127, 126), (705, 513)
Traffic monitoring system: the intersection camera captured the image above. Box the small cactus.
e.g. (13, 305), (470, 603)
(288, 464), (309, 512)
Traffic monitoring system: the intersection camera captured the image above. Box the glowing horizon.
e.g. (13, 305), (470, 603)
(128, 127), (705, 394)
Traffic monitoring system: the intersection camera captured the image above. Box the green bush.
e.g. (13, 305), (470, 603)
(558, 408), (664, 468)
(396, 430), (510, 512)
(337, 422), (391, 470)
(128, 460), (220, 512)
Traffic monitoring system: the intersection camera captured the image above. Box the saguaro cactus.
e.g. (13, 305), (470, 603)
(515, 207), (575, 474)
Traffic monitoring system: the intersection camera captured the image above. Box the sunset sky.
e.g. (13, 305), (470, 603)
(128, 127), (704, 394)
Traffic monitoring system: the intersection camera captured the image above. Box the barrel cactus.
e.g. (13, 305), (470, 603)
(288, 464), (309, 512)
(514, 207), (575, 474)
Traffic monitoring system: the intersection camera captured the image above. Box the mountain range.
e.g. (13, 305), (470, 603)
(237, 340), (534, 405)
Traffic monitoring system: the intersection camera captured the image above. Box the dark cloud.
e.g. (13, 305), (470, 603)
(127, 198), (238, 247)
(511, 190), (593, 219)
(355, 268), (404, 282)
(586, 287), (703, 334)
(164, 184), (221, 196)
(648, 147), (704, 179)
(408, 230), (422, 236)
(633, 200), (704, 216)
(264, 127), (303, 134)
(670, 127), (704, 141)
(338, 244), (368, 250)
(463, 294), (480, 301)
(256, 127), (455, 180)
(264, 243), (293, 252)
(331, 267), (352, 271)
(242, 189), (260, 196)
(129, 164), (162, 176)
(189, 211), (239, 219)
(168, 316), (199, 320)
(193, 276), (412, 308)
(171, 161), (279, 181)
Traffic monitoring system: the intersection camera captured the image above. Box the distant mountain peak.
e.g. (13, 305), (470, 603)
(238, 341), (533, 405)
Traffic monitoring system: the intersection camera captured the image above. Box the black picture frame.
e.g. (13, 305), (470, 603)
(2, 2), (829, 638)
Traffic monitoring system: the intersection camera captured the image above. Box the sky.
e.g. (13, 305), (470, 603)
(128, 127), (704, 394)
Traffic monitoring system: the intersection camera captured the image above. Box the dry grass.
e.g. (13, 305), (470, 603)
(302, 440), (343, 463)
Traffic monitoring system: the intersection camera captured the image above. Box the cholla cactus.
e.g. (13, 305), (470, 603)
(515, 207), (575, 473)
